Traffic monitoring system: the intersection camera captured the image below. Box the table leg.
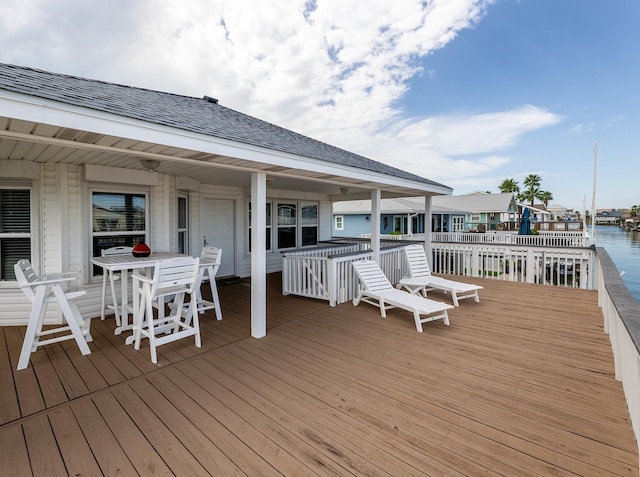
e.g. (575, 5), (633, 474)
(114, 269), (132, 335)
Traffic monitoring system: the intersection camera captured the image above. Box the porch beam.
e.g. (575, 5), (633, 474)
(371, 189), (381, 263)
(424, 196), (433, 269)
(250, 172), (267, 338)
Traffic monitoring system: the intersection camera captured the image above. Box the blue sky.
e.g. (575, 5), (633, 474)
(0, 0), (637, 211)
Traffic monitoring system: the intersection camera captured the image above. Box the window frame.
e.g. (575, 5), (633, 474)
(0, 185), (33, 282)
(177, 194), (189, 255)
(300, 202), (318, 247)
(90, 188), (149, 277)
(335, 215), (344, 231)
(247, 199), (319, 253)
(276, 202), (297, 250)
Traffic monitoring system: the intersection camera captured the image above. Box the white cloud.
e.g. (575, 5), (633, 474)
(0, 0), (565, 189)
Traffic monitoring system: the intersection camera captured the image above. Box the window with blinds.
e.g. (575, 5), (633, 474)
(0, 189), (31, 280)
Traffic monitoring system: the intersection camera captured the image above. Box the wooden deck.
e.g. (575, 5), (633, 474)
(1, 274), (637, 476)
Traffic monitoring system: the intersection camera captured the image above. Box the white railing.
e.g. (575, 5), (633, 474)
(282, 245), (407, 306)
(355, 231), (589, 247)
(432, 231), (589, 247)
(284, 239), (595, 306)
(432, 243), (594, 289)
(595, 248), (640, 460)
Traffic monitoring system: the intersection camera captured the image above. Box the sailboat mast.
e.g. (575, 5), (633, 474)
(591, 141), (597, 245)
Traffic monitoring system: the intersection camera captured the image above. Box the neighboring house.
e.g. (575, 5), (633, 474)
(332, 197), (467, 237)
(518, 203), (552, 225)
(547, 204), (575, 221)
(0, 63), (452, 335)
(595, 210), (625, 225)
(437, 192), (519, 231)
(333, 192), (519, 236)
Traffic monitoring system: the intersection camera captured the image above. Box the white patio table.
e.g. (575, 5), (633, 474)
(91, 252), (186, 341)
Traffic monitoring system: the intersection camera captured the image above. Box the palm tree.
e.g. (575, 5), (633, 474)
(538, 191), (553, 209)
(521, 174), (542, 206)
(498, 178), (520, 194)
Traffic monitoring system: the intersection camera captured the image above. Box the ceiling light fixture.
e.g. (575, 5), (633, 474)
(140, 159), (160, 170)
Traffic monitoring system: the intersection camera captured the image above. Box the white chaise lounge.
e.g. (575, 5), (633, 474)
(398, 244), (482, 306)
(351, 259), (453, 332)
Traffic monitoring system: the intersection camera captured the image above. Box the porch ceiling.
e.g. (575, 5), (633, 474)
(0, 115), (444, 200)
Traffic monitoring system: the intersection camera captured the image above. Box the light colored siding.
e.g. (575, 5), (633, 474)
(332, 214), (372, 237)
(41, 163), (63, 274)
(318, 200), (333, 241)
(0, 164), (336, 323)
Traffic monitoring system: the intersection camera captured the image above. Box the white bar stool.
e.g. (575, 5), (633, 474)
(195, 246), (223, 320)
(14, 259), (92, 370)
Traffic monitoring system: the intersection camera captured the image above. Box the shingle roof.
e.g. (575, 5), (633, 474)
(0, 63), (451, 191)
(334, 192), (518, 214)
(435, 192), (516, 213)
(333, 197), (469, 214)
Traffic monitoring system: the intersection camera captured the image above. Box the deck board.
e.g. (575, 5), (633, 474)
(0, 274), (637, 475)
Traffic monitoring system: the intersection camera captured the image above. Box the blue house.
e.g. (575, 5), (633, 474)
(333, 192), (522, 236)
(332, 197), (468, 237)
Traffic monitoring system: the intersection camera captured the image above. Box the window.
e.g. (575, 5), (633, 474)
(0, 188), (31, 280)
(453, 216), (465, 232)
(248, 202), (272, 252)
(277, 203), (297, 249)
(335, 215), (344, 231)
(91, 191), (147, 274)
(471, 214), (481, 222)
(177, 195), (188, 254)
(393, 215), (406, 234)
(411, 216), (421, 234)
(301, 203), (318, 246)
(248, 200), (318, 252)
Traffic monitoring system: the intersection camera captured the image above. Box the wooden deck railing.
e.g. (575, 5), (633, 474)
(595, 247), (640, 457)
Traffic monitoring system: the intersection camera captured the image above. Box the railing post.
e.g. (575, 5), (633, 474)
(471, 247), (480, 278)
(328, 257), (337, 307)
(526, 248), (536, 284)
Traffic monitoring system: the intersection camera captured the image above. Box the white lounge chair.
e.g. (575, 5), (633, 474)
(351, 259), (453, 332)
(398, 244), (482, 306)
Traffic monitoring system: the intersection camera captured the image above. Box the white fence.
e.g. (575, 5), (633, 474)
(283, 240), (594, 305)
(432, 231), (589, 247)
(432, 243), (594, 289)
(282, 245), (407, 306)
(358, 231), (589, 247)
(595, 248), (640, 460)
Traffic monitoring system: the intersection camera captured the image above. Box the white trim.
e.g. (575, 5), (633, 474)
(0, 92), (452, 195)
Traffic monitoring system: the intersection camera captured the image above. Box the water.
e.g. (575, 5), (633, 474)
(593, 225), (640, 303)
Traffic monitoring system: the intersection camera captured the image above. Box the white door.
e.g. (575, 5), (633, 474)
(203, 199), (235, 277)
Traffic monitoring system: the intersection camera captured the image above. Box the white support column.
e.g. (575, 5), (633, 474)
(424, 196), (433, 269)
(371, 189), (381, 264)
(251, 172), (267, 338)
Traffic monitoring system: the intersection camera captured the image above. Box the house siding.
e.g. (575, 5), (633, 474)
(0, 161), (338, 325)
